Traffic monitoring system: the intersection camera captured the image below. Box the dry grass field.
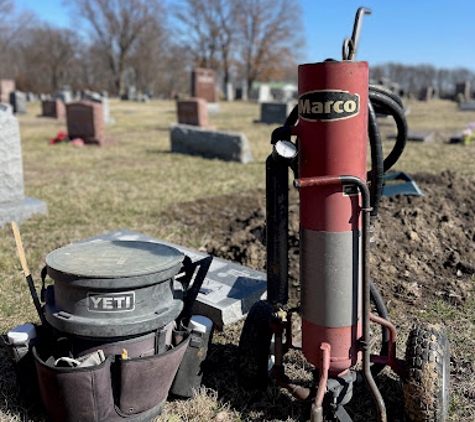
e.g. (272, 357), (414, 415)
(0, 96), (474, 421)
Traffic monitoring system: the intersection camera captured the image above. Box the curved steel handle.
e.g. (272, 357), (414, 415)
(342, 7), (372, 61)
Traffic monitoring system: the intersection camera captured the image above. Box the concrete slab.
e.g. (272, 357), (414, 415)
(0, 197), (47, 227)
(79, 229), (267, 330)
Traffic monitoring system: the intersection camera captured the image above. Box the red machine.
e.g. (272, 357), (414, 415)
(239, 8), (450, 422)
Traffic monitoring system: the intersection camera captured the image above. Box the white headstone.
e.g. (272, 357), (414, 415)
(0, 111), (47, 226)
(0, 102), (13, 114)
(225, 82), (234, 101)
(82, 92), (114, 124)
(53, 90), (72, 104)
(0, 112), (25, 204)
(257, 84), (271, 103)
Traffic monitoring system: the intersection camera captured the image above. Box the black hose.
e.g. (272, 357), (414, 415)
(368, 88), (408, 173)
(367, 100), (384, 217)
(284, 104), (298, 127)
(366, 85), (408, 218)
(369, 84), (404, 109)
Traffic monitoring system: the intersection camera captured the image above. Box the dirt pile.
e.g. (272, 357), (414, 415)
(204, 171), (475, 311)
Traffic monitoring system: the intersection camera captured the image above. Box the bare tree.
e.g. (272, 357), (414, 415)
(173, 0), (303, 95)
(174, 0), (238, 87)
(233, 0), (303, 94)
(127, 17), (169, 95)
(69, 0), (166, 95)
(0, 0), (34, 77)
(19, 25), (81, 92)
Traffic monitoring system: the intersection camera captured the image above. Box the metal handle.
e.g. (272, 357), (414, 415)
(342, 7), (372, 61)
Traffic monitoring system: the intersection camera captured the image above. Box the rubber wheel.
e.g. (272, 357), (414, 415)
(238, 300), (274, 390)
(403, 322), (450, 422)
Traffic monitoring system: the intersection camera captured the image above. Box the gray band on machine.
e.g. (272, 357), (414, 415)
(300, 228), (362, 327)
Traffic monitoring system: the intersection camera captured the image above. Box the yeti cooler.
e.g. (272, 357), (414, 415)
(44, 240), (185, 338)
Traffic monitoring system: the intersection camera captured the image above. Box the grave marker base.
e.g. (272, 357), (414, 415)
(0, 197), (47, 228)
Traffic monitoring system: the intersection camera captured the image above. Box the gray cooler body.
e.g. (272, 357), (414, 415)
(44, 240), (185, 338)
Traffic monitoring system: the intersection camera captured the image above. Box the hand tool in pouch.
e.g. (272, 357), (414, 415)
(11, 221), (46, 325)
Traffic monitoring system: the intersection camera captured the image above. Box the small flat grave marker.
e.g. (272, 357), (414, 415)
(460, 100), (475, 111)
(389, 131), (435, 143)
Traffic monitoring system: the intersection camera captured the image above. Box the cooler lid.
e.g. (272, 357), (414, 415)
(46, 240), (184, 280)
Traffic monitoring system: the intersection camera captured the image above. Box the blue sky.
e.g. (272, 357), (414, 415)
(15, 0), (475, 70)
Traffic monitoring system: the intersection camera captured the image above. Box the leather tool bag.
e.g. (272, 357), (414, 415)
(4, 324), (190, 422)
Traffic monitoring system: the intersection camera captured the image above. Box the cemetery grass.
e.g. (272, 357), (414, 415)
(0, 98), (474, 421)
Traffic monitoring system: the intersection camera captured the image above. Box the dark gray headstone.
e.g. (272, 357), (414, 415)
(406, 131), (435, 143)
(460, 100), (475, 111)
(235, 80), (249, 101)
(388, 131), (435, 143)
(260, 102), (294, 124)
(455, 81), (471, 101)
(9, 91), (27, 114)
(170, 124), (253, 163)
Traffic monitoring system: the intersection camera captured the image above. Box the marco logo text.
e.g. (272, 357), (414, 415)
(298, 90), (360, 122)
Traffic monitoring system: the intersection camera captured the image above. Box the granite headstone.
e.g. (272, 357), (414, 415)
(260, 102), (294, 124)
(9, 91), (27, 114)
(66, 101), (113, 145)
(0, 79), (15, 104)
(0, 110), (47, 227)
(191, 68), (218, 103)
(176, 98), (209, 127)
(41, 99), (66, 119)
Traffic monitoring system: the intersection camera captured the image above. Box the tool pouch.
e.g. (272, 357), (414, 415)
(170, 319), (212, 398)
(0, 333), (41, 401)
(31, 329), (190, 422)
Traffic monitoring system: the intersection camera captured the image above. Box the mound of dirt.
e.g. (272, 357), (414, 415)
(169, 171), (475, 313)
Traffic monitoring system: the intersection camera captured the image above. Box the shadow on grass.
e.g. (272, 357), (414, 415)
(1, 340), (408, 422)
(202, 342), (407, 422)
(145, 148), (266, 164)
(0, 348), (48, 422)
